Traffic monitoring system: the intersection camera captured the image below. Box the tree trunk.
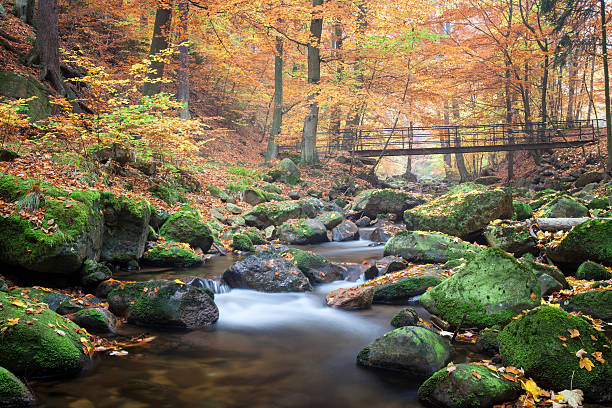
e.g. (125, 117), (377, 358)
(601, 0), (612, 171)
(301, 0), (324, 165)
(329, 23), (343, 148)
(452, 99), (469, 181)
(31, 0), (69, 96)
(143, 6), (172, 97)
(566, 56), (576, 123)
(176, 0), (190, 119)
(505, 62), (514, 183)
(442, 101), (452, 178)
(587, 50), (595, 122)
(266, 37), (283, 161)
(15, 0), (36, 25)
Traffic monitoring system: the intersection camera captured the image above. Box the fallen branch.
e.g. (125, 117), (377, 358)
(535, 217), (612, 232)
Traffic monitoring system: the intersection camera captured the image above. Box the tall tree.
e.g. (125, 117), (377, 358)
(27, 0), (70, 96)
(15, 0), (35, 25)
(601, 0), (612, 170)
(301, 0), (324, 164)
(176, 0), (190, 119)
(143, 3), (172, 97)
(266, 37), (283, 160)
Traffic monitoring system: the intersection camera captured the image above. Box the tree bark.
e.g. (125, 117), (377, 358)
(301, 0), (324, 165)
(566, 56), (576, 123)
(601, 0), (612, 171)
(452, 99), (470, 181)
(143, 6), (172, 97)
(15, 0), (36, 25)
(176, 0), (190, 119)
(505, 62), (514, 183)
(266, 37), (283, 161)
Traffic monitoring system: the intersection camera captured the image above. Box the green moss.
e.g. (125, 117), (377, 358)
(0, 366), (32, 405)
(588, 197), (610, 210)
(143, 241), (201, 267)
(550, 219), (612, 265)
(576, 261), (611, 280)
(159, 212), (213, 251)
(100, 191), (149, 219)
(206, 185), (229, 201)
(560, 290), (612, 321)
(230, 234), (254, 252)
(512, 201), (533, 221)
(0, 291), (92, 378)
(243, 228), (266, 245)
(374, 276), (441, 304)
(498, 306), (612, 398)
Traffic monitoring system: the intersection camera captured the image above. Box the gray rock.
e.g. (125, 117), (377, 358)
(331, 220), (359, 241)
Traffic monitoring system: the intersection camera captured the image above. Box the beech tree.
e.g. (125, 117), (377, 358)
(143, 3), (173, 97)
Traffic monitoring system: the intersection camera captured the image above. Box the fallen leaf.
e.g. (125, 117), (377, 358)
(55, 329), (66, 337)
(579, 357), (594, 371)
(568, 329), (580, 338)
(472, 371), (481, 380)
(591, 351), (605, 364)
(559, 389), (584, 408)
(521, 378), (546, 402)
(575, 349), (587, 358)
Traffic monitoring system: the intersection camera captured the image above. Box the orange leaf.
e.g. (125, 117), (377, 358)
(568, 329), (580, 338)
(472, 371), (481, 380)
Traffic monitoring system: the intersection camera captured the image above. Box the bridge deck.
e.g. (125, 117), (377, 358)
(279, 120), (600, 157)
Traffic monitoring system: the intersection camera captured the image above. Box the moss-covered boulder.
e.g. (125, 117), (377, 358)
(576, 261), (611, 281)
(420, 248), (541, 328)
(142, 241), (202, 267)
(230, 234), (254, 252)
(512, 201), (533, 221)
(536, 195), (588, 218)
(383, 230), (482, 263)
(108, 280), (218, 330)
(243, 227), (267, 245)
(0, 291), (92, 378)
(357, 326), (453, 377)
(559, 290), (612, 321)
(0, 71), (52, 122)
(373, 276), (441, 305)
(206, 185), (228, 201)
(315, 211), (344, 230)
(518, 257), (570, 290)
(390, 307), (419, 328)
(352, 189), (425, 218)
(79, 259), (112, 289)
(484, 222), (535, 256)
(282, 248), (344, 284)
(403, 185), (513, 238)
(277, 219), (327, 244)
(417, 363), (521, 408)
(588, 197), (609, 210)
(475, 328), (500, 356)
(547, 219), (612, 266)
(67, 307), (117, 334)
(0, 367), (36, 407)
(243, 201), (303, 228)
(223, 250), (312, 292)
(159, 212), (213, 252)
(99, 192), (151, 263)
(498, 306), (612, 403)
(0, 177), (103, 274)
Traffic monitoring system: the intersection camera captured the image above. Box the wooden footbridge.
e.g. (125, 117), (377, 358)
(280, 120), (600, 157)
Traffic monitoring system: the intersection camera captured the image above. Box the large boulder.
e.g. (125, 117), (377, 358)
(159, 211), (213, 252)
(0, 367), (36, 407)
(0, 291), (93, 378)
(484, 222), (535, 256)
(326, 286), (374, 310)
(282, 248), (344, 284)
(142, 241), (202, 268)
(0, 71), (52, 122)
(278, 158), (301, 185)
(576, 261), (611, 281)
(420, 248), (541, 328)
(223, 251), (312, 292)
(331, 220), (359, 241)
(67, 307), (117, 334)
(547, 219), (612, 266)
(352, 189), (425, 218)
(559, 290), (612, 321)
(512, 201), (533, 221)
(390, 307), (420, 328)
(79, 260), (112, 289)
(403, 185), (513, 238)
(277, 219), (327, 244)
(0, 177), (103, 274)
(373, 276), (442, 305)
(357, 326), (453, 377)
(99, 192), (151, 263)
(243, 201), (303, 228)
(384, 231), (482, 263)
(315, 211), (344, 230)
(417, 363), (521, 408)
(536, 195), (588, 218)
(575, 171), (604, 188)
(498, 306), (612, 403)
(108, 280), (218, 330)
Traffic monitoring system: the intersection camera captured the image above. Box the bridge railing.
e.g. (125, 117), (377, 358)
(326, 120), (597, 154)
(279, 119), (600, 156)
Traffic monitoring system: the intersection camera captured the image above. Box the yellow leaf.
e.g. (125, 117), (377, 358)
(7, 317), (20, 325)
(591, 352), (605, 364)
(10, 299), (26, 308)
(568, 329), (580, 338)
(579, 357), (594, 371)
(520, 378), (546, 402)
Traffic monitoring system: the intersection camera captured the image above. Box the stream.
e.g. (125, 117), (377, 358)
(30, 233), (479, 408)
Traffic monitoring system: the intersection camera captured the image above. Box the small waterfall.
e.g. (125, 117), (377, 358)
(186, 277), (231, 294)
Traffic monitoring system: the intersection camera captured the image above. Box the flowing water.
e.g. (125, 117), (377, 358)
(30, 235), (479, 408)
